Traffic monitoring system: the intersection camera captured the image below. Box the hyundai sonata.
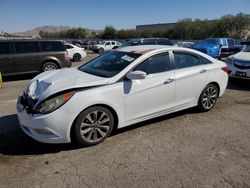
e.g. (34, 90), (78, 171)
(17, 45), (228, 146)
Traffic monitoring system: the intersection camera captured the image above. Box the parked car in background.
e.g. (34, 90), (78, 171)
(192, 38), (240, 59)
(17, 45), (228, 147)
(120, 38), (174, 48)
(70, 40), (84, 48)
(176, 41), (195, 48)
(92, 40), (121, 53)
(65, 43), (86, 62)
(225, 41), (250, 79)
(0, 39), (71, 76)
(81, 40), (94, 50)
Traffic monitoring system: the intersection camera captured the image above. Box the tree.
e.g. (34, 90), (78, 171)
(101, 25), (117, 39)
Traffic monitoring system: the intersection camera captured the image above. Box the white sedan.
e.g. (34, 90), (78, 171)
(65, 43), (86, 62)
(16, 45), (228, 146)
(225, 44), (250, 79)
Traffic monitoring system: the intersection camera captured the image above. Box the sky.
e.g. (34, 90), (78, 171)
(0, 0), (250, 33)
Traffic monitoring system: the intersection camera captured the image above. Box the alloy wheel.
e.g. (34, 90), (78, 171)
(80, 110), (111, 143)
(202, 86), (218, 110)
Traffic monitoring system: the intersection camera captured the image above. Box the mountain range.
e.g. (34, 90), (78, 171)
(12, 26), (101, 37)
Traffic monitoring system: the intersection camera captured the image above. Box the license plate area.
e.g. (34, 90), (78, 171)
(236, 71), (246, 77)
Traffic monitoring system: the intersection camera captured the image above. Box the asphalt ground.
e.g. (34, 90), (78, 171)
(0, 52), (250, 188)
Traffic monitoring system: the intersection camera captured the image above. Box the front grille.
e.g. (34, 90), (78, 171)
(234, 61), (250, 70)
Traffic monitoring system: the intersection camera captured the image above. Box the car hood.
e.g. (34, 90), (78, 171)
(231, 51), (250, 61)
(27, 68), (109, 102)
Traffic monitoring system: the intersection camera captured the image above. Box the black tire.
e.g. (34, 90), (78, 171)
(42, 62), (58, 72)
(197, 83), (219, 112)
(73, 53), (81, 62)
(75, 106), (114, 146)
(99, 48), (104, 54)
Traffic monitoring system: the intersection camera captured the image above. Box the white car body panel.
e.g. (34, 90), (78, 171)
(17, 45), (228, 144)
(65, 43), (86, 60)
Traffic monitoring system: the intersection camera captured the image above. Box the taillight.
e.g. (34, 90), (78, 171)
(64, 51), (69, 60)
(221, 66), (228, 73)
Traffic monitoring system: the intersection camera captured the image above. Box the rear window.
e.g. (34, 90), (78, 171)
(0, 42), (12, 54)
(227, 39), (234, 48)
(15, 42), (39, 53)
(40, 41), (65, 52)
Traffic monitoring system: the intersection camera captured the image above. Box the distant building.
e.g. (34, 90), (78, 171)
(136, 23), (177, 32)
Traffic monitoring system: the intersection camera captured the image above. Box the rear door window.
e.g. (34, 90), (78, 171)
(173, 51), (202, 69)
(40, 41), (64, 52)
(15, 42), (39, 53)
(0, 42), (12, 54)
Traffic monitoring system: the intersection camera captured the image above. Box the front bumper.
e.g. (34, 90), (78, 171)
(16, 98), (77, 144)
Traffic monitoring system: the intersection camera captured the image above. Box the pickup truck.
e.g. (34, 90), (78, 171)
(92, 40), (121, 54)
(192, 38), (241, 59)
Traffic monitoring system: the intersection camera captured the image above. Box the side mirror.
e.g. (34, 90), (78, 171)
(126, 71), (147, 80)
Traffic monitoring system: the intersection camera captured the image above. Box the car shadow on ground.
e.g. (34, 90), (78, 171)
(0, 108), (196, 156)
(227, 77), (250, 91)
(2, 74), (38, 82)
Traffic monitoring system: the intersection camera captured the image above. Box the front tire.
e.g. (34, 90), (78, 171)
(99, 48), (104, 54)
(75, 106), (114, 146)
(197, 84), (219, 112)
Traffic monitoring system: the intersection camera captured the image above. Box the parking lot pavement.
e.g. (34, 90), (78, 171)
(0, 58), (250, 187)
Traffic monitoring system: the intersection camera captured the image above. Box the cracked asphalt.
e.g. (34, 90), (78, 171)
(0, 53), (250, 188)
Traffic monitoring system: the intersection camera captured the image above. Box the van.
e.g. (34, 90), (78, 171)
(0, 39), (72, 76)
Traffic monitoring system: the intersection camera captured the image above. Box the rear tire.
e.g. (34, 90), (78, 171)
(42, 62), (58, 72)
(197, 84), (219, 112)
(73, 53), (81, 62)
(75, 106), (114, 146)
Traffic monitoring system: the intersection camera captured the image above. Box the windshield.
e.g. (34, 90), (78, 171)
(243, 45), (250, 52)
(79, 51), (141, 78)
(199, 39), (220, 46)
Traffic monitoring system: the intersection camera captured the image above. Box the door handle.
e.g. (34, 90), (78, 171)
(164, 78), (175, 84)
(200, 69), (207, 73)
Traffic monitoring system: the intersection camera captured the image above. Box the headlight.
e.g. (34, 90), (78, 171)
(34, 91), (75, 114)
(225, 58), (233, 65)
